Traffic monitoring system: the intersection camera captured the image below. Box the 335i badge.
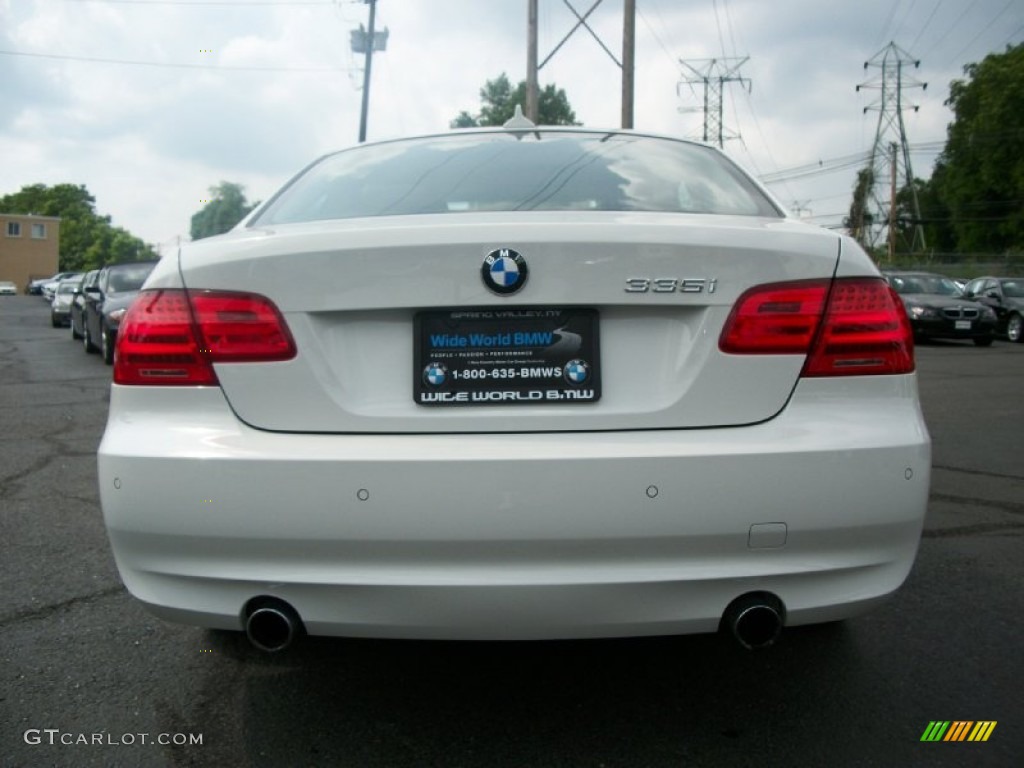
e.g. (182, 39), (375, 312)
(414, 308), (601, 405)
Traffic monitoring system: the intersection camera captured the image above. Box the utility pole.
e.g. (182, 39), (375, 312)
(351, 0), (389, 143)
(527, 0), (539, 122)
(856, 42), (927, 255)
(677, 57), (751, 147)
(622, 0), (635, 128)
(358, 0), (376, 143)
(889, 142), (898, 260)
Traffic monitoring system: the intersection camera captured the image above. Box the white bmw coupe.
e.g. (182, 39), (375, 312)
(99, 121), (930, 651)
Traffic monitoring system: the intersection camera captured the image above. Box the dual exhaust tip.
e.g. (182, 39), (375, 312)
(245, 598), (303, 653)
(242, 591), (785, 652)
(721, 592), (785, 650)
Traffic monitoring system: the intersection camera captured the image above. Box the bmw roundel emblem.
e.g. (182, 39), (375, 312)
(482, 248), (528, 295)
(564, 359), (590, 385)
(423, 362), (448, 387)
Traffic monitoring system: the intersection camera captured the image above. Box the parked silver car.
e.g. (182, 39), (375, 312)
(50, 276), (83, 327)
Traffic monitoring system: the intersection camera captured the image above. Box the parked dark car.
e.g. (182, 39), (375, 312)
(50, 276), (84, 327)
(70, 269), (99, 341)
(83, 261), (157, 364)
(962, 276), (1024, 343)
(884, 271), (997, 346)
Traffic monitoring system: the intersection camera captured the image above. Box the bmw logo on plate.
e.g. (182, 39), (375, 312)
(564, 359), (590, 385)
(423, 362), (448, 387)
(482, 248), (528, 295)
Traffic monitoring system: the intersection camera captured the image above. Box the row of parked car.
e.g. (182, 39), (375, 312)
(33, 262), (157, 363)
(22, 266), (1023, 365)
(883, 271), (1023, 346)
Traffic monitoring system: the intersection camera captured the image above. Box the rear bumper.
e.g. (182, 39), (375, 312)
(911, 315), (996, 340)
(99, 376), (930, 640)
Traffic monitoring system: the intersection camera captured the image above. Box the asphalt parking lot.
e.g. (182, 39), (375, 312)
(1, 294), (1022, 767)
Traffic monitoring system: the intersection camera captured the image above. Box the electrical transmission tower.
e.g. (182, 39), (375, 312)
(677, 57), (750, 148)
(855, 42), (927, 256)
(526, 0), (636, 128)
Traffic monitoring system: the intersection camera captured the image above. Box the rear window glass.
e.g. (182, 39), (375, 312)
(1000, 280), (1023, 298)
(253, 131), (780, 225)
(889, 275), (962, 296)
(106, 263), (156, 294)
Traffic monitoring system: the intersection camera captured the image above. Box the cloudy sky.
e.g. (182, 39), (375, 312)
(1, 0), (1022, 254)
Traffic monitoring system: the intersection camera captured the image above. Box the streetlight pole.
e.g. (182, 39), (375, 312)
(358, 0), (377, 143)
(527, 0), (538, 122)
(622, 0), (634, 128)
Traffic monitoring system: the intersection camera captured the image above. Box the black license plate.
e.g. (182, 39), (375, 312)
(414, 308), (600, 406)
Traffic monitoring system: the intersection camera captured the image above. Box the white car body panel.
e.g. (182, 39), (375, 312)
(100, 374), (929, 640)
(99, 129), (930, 642)
(170, 213), (850, 433)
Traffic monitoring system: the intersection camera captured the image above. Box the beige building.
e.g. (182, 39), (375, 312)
(0, 213), (61, 293)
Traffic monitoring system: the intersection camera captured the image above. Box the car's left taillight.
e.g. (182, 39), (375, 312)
(719, 277), (914, 376)
(113, 289), (296, 385)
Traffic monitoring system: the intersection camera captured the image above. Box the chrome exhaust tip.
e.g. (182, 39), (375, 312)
(244, 599), (303, 652)
(722, 592), (785, 650)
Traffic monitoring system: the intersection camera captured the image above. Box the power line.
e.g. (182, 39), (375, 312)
(891, 0), (921, 46)
(910, 1), (943, 52)
(758, 140), (947, 185)
(1001, 22), (1024, 47)
(722, 0), (740, 60)
(759, 155), (868, 185)
(58, 1), (338, 6)
(874, 0), (904, 49)
(949, 0), (1017, 63)
(920, 0), (980, 61)
(712, 0), (728, 60)
(635, 4), (677, 70)
(0, 48), (344, 72)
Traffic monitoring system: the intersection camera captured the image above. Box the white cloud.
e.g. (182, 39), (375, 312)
(0, 0), (1020, 242)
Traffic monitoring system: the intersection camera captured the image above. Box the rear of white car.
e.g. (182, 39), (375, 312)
(99, 129), (930, 649)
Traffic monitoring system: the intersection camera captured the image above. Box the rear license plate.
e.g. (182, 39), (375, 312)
(955, 320), (972, 330)
(414, 308), (600, 406)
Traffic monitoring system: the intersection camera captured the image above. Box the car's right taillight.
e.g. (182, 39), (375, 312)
(113, 289), (296, 385)
(720, 277), (914, 376)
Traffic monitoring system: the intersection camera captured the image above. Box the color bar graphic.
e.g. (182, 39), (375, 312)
(920, 721), (950, 741)
(967, 722), (997, 742)
(920, 721), (996, 742)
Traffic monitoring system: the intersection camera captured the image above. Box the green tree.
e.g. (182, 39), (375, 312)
(190, 182), (258, 240)
(0, 183), (156, 270)
(844, 167), (874, 248)
(451, 73), (580, 128)
(897, 171), (956, 254)
(936, 44), (1024, 252)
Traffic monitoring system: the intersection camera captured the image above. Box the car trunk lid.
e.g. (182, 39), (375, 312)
(177, 212), (841, 433)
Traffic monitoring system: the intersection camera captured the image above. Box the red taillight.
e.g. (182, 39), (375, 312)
(113, 290), (296, 385)
(719, 281), (829, 354)
(720, 277), (914, 376)
(803, 278), (914, 376)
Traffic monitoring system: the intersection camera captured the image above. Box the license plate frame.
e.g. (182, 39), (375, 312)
(414, 308), (601, 406)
